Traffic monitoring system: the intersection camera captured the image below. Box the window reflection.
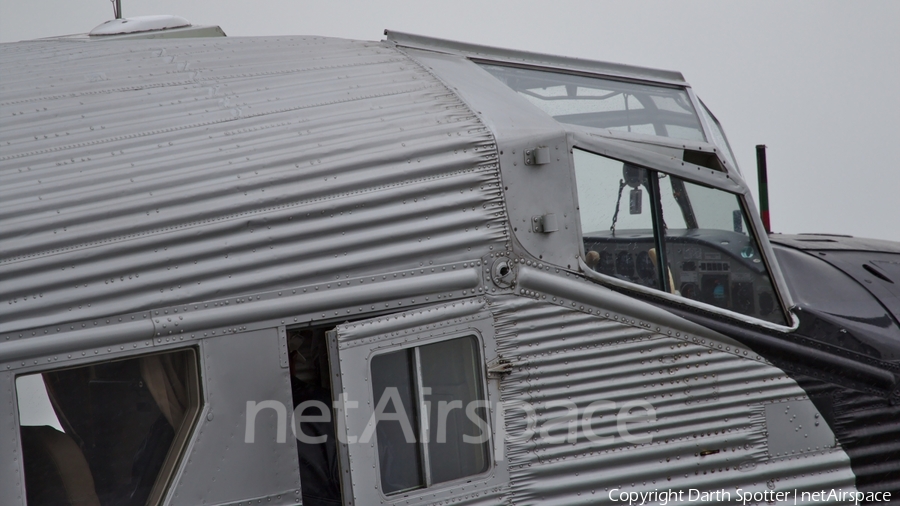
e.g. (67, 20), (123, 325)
(370, 336), (489, 495)
(575, 149), (786, 325)
(576, 153), (660, 290)
(698, 100), (739, 170)
(480, 64), (706, 142)
(370, 349), (423, 494)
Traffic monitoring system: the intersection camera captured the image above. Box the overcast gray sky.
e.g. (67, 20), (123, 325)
(2, 1), (899, 241)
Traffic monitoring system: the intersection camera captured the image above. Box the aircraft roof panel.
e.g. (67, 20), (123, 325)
(0, 36), (508, 333)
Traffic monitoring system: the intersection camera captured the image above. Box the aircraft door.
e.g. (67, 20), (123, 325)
(324, 301), (509, 506)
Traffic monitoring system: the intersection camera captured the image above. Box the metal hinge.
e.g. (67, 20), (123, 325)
(532, 213), (558, 233)
(487, 357), (513, 379)
(524, 146), (550, 166)
(278, 325), (289, 368)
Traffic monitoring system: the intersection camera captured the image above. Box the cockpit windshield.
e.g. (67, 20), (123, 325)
(480, 64), (706, 142)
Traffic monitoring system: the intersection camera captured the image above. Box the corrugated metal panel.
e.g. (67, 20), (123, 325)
(490, 295), (856, 505)
(0, 36), (507, 334)
(797, 377), (900, 497)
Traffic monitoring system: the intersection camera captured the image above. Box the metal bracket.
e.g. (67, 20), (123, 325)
(277, 325), (289, 368)
(532, 213), (558, 233)
(486, 357), (513, 379)
(524, 146), (550, 166)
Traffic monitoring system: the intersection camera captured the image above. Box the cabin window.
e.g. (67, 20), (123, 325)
(370, 335), (490, 495)
(575, 148), (788, 325)
(479, 64), (706, 142)
(15, 348), (201, 506)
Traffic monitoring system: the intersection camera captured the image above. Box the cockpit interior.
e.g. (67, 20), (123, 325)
(574, 149), (786, 325)
(476, 60), (784, 325)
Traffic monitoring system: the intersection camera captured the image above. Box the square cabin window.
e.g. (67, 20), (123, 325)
(16, 348), (201, 506)
(370, 335), (490, 495)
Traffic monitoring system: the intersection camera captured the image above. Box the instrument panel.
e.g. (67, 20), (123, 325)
(584, 229), (783, 324)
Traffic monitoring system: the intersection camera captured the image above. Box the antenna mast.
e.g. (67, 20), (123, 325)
(755, 145), (771, 234)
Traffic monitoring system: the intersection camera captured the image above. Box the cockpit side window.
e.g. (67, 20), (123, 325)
(575, 148), (787, 325)
(576, 153), (661, 290)
(479, 64), (706, 142)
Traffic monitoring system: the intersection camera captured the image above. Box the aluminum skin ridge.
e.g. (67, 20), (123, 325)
(163, 266), (482, 336)
(516, 263), (742, 347)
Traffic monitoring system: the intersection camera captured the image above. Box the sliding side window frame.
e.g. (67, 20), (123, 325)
(568, 137), (797, 331)
(325, 307), (508, 505)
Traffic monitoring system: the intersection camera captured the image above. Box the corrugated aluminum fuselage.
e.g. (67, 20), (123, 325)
(0, 34), (879, 505)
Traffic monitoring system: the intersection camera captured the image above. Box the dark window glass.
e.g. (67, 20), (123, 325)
(370, 349), (423, 494)
(16, 348), (201, 506)
(420, 336), (489, 484)
(371, 336), (489, 495)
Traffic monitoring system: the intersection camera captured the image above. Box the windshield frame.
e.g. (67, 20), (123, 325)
(695, 96), (740, 173)
(569, 135), (797, 331)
